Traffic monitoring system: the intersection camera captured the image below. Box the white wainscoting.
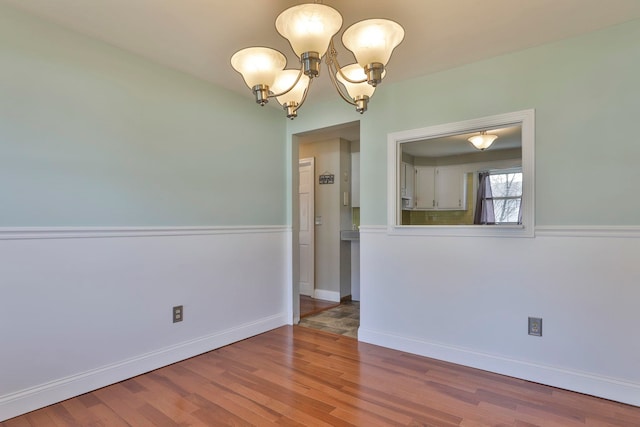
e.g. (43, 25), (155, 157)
(358, 225), (640, 407)
(0, 226), (289, 421)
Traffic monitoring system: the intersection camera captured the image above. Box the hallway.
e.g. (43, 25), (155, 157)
(299, 300), (359, 338)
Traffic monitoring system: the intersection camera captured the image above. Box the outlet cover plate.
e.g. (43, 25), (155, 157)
(173, 305), (183, 323)
(528, 317), (542, 336)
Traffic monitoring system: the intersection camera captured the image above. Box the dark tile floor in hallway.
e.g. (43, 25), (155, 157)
(298, 301), (360, 338)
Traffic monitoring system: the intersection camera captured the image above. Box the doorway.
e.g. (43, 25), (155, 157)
(293, 122), (360, 330)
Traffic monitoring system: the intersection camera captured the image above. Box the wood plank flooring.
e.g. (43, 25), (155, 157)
(3, 326), (639, 426)
(300, 295), (339, 318)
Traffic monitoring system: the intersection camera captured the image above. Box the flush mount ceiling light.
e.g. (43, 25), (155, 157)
(468, 130), (499, 151)
(231, 3), (404, 119)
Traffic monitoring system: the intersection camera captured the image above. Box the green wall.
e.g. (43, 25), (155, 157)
(0, 3), (286, 226)
(288, 18), (640, 226)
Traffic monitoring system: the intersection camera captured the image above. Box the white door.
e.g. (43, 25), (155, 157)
(299, 158), (315, 297)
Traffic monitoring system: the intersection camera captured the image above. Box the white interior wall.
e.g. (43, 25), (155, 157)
(0, 4), (289, 421)
(359, 228), (640, 406)
(0, 228), (288, 421)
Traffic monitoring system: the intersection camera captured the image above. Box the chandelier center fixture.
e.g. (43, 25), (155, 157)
(231, 3), (404, 119)
(468, 131), (499, 151)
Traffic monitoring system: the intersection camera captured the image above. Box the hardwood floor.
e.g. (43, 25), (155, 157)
(3, 326), (639, 426)
(299, 295), (339, 318)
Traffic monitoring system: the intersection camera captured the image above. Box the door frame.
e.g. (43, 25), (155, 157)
(298, 158), (315, 298)
(290, 121), (360, 325)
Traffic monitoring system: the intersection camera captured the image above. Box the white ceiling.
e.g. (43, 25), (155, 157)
(402, 125), (522, 158)
(5, 0), (640, 105)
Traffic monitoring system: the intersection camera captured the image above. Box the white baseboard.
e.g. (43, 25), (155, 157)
(0, 314), (287, 422)
(358, 327), (640, 407)
(299, 284), (313, 297)
(313, 289), (340, 302)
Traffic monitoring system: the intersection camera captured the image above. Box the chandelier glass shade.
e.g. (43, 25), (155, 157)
(230, 3), (404, 119)
(342, 18), (404, 86)
(230, 47), (287, 106)
(336, 64), (385, 113)
(468, 131), (499, 151)
(271, 70), (311, 119)
(275, 4), (342, 58)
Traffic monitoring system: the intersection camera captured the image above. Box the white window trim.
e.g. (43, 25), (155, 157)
(387, 109), (535, 237)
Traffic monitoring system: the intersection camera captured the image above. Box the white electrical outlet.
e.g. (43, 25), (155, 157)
(173, 305), (183, 323)
(528, 317), (542, 336)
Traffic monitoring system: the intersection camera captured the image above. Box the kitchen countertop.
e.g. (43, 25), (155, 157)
(340, 230), (360, 241)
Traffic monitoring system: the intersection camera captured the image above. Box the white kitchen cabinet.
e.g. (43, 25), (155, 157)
(414, 166), (435, 209)
(400, 162), (415, 209)
(435, 166), (466, 209)
(414, 165), (467, 210)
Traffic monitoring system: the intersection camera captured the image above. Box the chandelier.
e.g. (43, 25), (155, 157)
(231, 3), (404, 119)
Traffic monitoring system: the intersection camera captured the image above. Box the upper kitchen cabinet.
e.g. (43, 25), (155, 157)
(400, 161), (415, 209)
(414, 165), (466, 210)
